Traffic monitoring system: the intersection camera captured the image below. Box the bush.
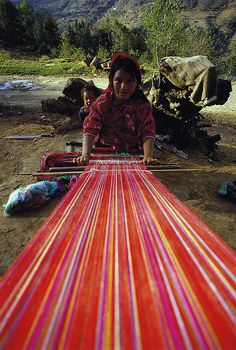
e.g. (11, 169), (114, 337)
(214, 54), (236, 79)
(97, 47), (110, 61)
(0, 50), (12, 60)
(38, 55), (50, 62)
(59, 39), (85, 60)
(50, 47), (59, 59)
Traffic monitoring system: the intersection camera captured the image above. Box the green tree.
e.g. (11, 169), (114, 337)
(67, 20), (92, 55)
(0, 0), (18, 46)
(207, 23), (228, 57)
(143, 0), (212, 63)
(43, 16), (60, 49)
(128, 27), (146, 57)
(215, 37), (236, 77)
(110, 19), (146, 57)
(111, 19), (130, 53)
(38, 15), (60, 53)
(92, 18), (113, 56)
(32, 19), (43, 50)
(59, 31), (84, 59)
(143, 0), (183, 61)
(16, 0), (35, 46)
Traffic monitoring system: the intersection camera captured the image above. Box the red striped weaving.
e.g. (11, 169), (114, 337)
(0, 159), (235, 349)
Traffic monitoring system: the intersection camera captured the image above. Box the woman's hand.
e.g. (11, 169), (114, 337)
(142, 156), (159, 165)
(142, 138), (159, 165)
(73, 154), (90, 165)
(73, 135), (95, 165)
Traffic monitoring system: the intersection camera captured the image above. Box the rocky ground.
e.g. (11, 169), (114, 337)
(0, 75), (235, 276)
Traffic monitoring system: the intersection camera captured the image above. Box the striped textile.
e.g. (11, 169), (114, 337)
(0, 159), (235, 349)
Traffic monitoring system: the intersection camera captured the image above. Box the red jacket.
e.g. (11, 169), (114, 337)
(83, 93), (156, 151)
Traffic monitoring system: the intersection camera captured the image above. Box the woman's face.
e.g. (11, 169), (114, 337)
(112, 69), (137, 104)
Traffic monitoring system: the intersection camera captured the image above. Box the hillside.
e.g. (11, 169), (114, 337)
(18, 0), (235, 39)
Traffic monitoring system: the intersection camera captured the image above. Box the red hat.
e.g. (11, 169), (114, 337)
(110, 52), (140, 70)
(105, 52), (141, 92)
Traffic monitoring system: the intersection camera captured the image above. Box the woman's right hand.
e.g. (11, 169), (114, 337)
(73, 154), (90, 165)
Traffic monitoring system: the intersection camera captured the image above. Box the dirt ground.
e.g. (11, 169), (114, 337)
(0, 75), (235, 277)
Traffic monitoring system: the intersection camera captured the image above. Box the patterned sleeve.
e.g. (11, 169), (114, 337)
(139, 102), (156, 140)
(83, 96), (104, 136)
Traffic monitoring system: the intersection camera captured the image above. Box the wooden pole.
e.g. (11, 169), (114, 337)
(18, 168), (217, 177)
(48, 164), (182, 172)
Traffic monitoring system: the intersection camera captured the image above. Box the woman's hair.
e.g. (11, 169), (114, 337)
(81, 84), (100, 98)
(108, 54), (149, 102)
(109, 57), (141, 86)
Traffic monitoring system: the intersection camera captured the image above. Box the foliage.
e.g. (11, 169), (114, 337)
(207, 23), (228, 57)
(214, 40), (236, 78)
(97, 47), (110, 61)
(0, 0), (19, 46)
(181, 26), (212, 57)
(63, 17), (147, 60)
(0, 56), (93, 76)
(110, 19), (146, 56)
(16, 0), (35, 46)
(41, 16), (60, 53)
(143, 0), (212, 63)
(67, 20), (93, 55)
(0, 49), (12, 60)
(111, 19), (132, 53)
(49, 47), (58, 58)
(92, 18), (113, 55)
(59, 33), (85, 60)
(143, 0), (182, 61)
(0, 0), (234, 78)
(0, 0), (60, 53)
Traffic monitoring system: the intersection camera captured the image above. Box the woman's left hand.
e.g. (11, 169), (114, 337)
(142, 156), (159, 165)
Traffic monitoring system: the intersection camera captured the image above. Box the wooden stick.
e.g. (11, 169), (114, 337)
(0, 134), (53, 140)
(18, 168), (217, 177)
(48, 164), (182, 172)
(49, 166), (86, 171)
(51, 161), (181, 168)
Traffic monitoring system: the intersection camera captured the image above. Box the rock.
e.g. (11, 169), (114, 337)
(62, 77), (93, 104)
(41, 96), (78, 115)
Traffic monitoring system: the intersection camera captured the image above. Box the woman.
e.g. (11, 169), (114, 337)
(77, 52), (157, 165)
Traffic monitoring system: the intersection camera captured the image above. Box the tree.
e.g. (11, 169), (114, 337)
(207, 23), (228, 57)
(128, 27), (146, 57)
(111, 19), (131, 53)
(92, 18), (113, 56)
(0, 0), (18, 46)
(143, 0), (183, 61)
(16, 0), (35, 46)
(110, 19), (146, 57)
(32, 19), (43, 50)
(44, 16), (60, 48)
(34, 15), (60, 54)
(67, 20), (92, 55)
(143, 0), (212, 63)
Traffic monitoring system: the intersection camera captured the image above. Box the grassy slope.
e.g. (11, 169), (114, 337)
(0, 57), (96, 76)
